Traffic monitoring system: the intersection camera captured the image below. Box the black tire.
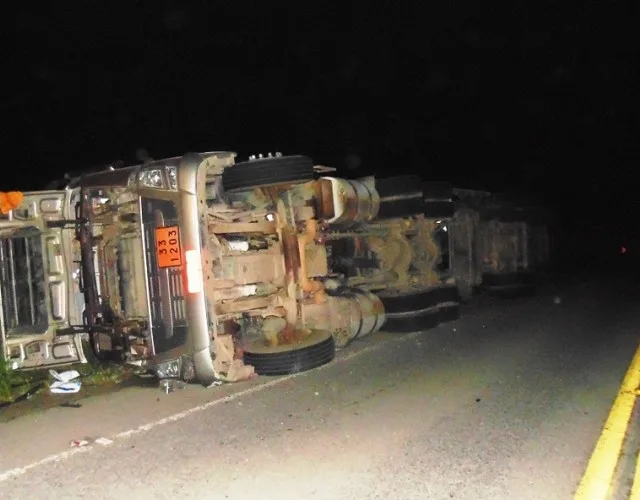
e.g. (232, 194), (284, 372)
(222, 155), (316, 192)
(378, 285), (459, 315)
(243, 330), (335, 376)
(383, 303), (460, 333)
(384, 308), (440, 333)
(375, 175), (425, 219)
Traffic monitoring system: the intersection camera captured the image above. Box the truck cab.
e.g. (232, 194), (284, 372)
(0, 190), (86, 369)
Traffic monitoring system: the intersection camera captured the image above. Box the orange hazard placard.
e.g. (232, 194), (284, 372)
(155, 226), (183, 268)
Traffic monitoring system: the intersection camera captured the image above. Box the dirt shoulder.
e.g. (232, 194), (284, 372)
(0, 363), (157, 424)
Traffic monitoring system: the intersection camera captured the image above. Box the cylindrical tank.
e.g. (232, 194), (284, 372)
(330, 288), (386, 348)
(320, 177), (380, 227)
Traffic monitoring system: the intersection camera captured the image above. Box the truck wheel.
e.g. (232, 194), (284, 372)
(243, 330), (335, 376)
(222, 155), (316, 192)
(378, 285), (459, 314)
(384, 308), (440, 333)
(383, 303), (460, 333)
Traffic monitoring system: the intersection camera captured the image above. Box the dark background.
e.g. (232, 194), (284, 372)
(3, 2), (638, 261)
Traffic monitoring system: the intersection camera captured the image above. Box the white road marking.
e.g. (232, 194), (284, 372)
(94, 438), (114, 446)
(0, 447), (92, 482)
(0, 332), (420, 483)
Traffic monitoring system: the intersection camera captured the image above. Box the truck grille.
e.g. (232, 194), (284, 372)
(0, 229), (48, 336)
(140, 198), (188, 355)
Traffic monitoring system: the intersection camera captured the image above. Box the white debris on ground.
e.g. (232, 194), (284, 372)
(69, 439), (90, 447)
(49, 370), (82, 394)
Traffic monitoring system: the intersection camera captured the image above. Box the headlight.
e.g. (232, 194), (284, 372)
(138, 168), (164, 189)
(137, 166), (178, 191)
(166, 166), (178, 190)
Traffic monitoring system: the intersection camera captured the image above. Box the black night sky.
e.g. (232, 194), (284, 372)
(3, 2), (639, 246)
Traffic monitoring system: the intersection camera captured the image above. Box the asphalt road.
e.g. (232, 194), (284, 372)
(1, 275), (639, 499)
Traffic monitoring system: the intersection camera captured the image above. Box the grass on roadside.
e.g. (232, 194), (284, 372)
(0, 357), (13, 402)
(0, 357), (46, 404)
(0, 357), (130, 405)
(75, 362), (129, 387)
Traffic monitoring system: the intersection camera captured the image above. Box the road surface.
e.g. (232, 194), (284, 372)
(1, 275), (639, 499)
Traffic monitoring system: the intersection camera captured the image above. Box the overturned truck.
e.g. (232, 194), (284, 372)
(0, 153), (389, 384)
(0, 153), (553, 386)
